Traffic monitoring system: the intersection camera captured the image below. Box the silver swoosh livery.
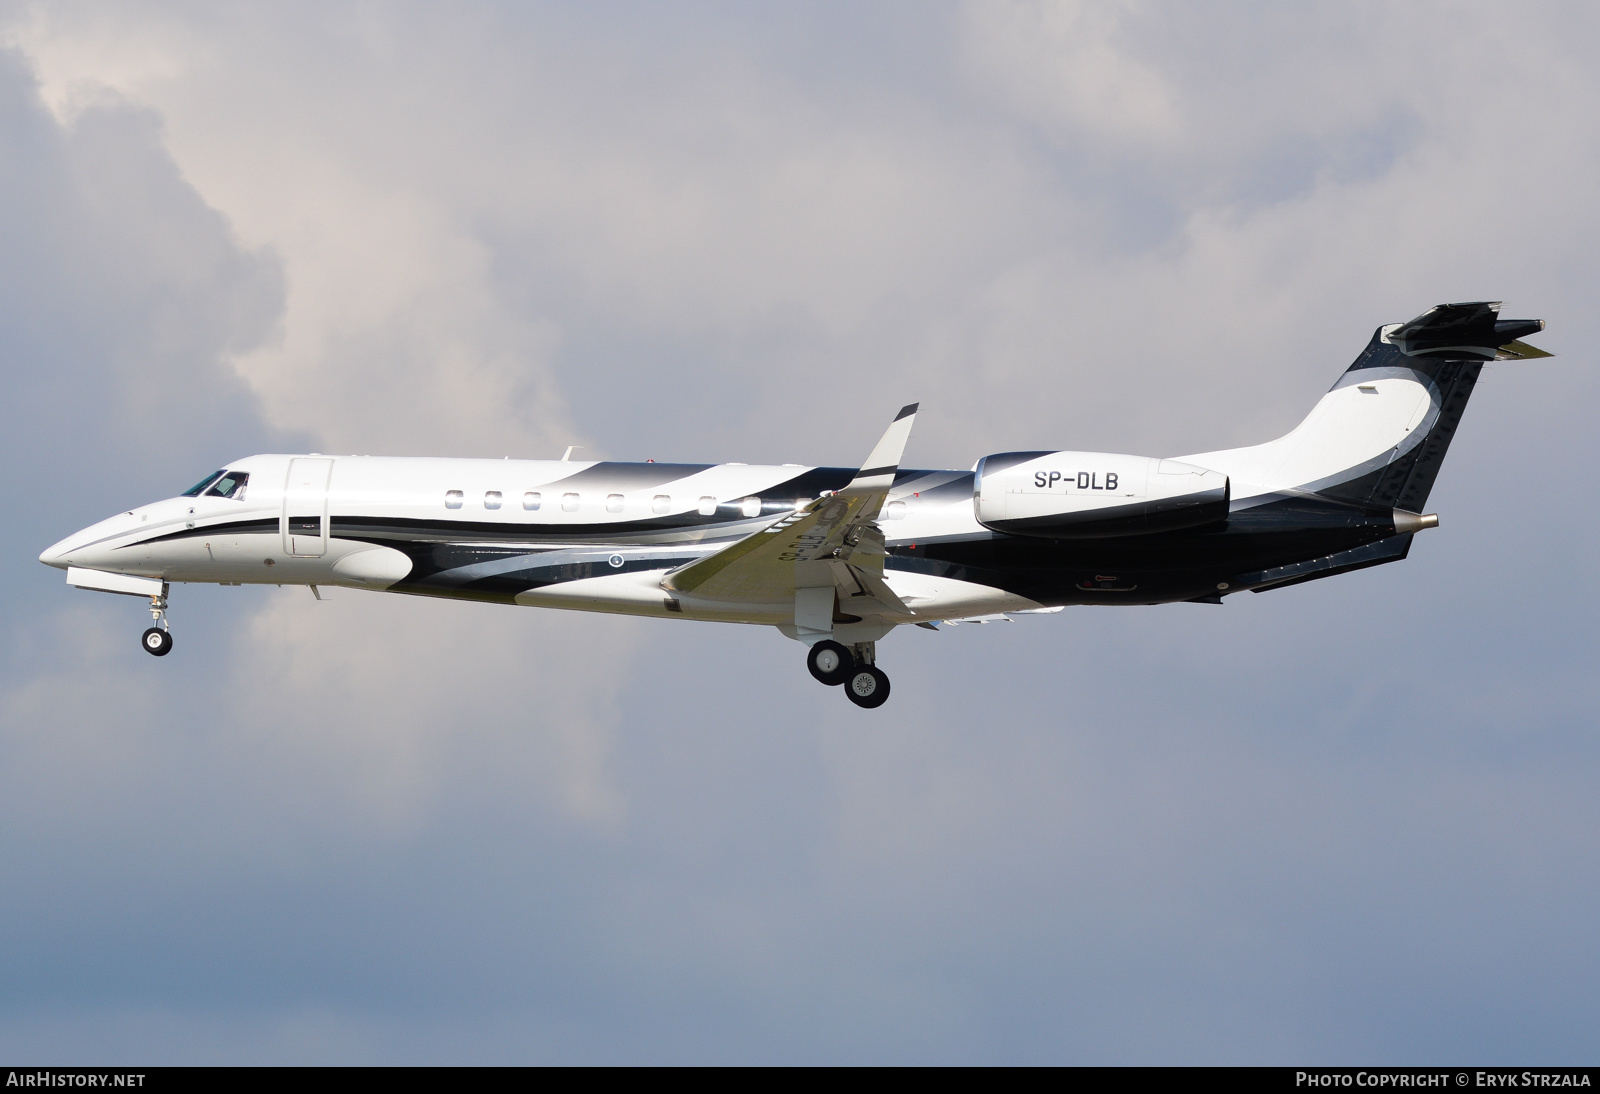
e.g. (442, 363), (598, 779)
(40, 302), (1553, 708)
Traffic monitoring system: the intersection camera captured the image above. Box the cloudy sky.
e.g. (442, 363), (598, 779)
(1, 0), (1597, 1064)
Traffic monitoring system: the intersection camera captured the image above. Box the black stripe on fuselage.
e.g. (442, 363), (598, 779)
(126, 516), (279, 547)
(890, 493), (1406, 606)
(378, 489), (1406, 608)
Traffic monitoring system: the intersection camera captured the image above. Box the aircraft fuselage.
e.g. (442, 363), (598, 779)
(38, 301), (1552, 707)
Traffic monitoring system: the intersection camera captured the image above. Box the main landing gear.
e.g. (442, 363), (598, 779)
(807, 639), (890, 709)
(806, 640), (854, 686)
(141, 589), (173, 657)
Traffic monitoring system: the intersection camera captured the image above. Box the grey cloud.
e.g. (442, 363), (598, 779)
(0, 47), (293, 630)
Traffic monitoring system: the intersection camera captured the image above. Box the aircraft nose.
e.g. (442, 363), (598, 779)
(39, 532), (81, 569)
(39, 518), (115, 570)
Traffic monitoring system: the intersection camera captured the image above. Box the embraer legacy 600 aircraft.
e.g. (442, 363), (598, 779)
(41, 302), (1550, 708)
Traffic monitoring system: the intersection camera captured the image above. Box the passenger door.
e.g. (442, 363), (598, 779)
(282, 458), (333, 557)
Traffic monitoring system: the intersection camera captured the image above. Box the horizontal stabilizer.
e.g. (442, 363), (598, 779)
(1494, 339), (1554, 361)
(1386, 301), (1549, 360)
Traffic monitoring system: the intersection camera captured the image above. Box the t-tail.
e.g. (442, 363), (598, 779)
(1314, 302), (1548, 512)
(1182, 301), (1550, 515)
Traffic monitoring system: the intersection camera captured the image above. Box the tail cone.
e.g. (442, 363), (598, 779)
(1393, 510), (1439, 534)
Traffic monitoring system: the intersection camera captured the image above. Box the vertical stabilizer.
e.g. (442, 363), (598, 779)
(1316, 302), (1547, 511)
(1180, 302), (1548, 509)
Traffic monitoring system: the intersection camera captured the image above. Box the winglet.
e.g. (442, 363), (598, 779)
(843, 403), (918, 493)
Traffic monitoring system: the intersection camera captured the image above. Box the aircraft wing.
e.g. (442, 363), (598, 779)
(660, 404), (919, 618)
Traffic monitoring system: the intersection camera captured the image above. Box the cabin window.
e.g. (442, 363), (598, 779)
(698, 496), (718, 516)
(562, 492), (580, 512)
(181, 470), (226, 497)
(741, 496), (762, 518)
(205, 471), (250, 500)
(484, 490), (502, 510)
(444, 490), (464, 509)
(652, 494), (671, 515)
(523, 491), (541, 511)
(606, 494), (624, 513)
(883, 500), (906, 519)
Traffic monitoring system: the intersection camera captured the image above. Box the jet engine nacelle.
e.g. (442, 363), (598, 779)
(973, 451), (1229, 538)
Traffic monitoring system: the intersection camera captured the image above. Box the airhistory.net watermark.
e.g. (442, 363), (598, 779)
(5, 1074), (145, 1088)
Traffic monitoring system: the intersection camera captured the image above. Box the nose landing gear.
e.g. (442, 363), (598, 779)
(141, 588), (173, 657)
(806, 639), (890, 708)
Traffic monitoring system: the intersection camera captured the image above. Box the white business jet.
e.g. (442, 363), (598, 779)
(40, 302), (1549, 708)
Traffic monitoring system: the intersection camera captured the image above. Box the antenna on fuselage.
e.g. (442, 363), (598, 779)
(561, 446), (582, 461)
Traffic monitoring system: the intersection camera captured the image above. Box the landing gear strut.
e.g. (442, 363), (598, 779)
(141, 589), (173, 657)
(807, 639), (890, 708)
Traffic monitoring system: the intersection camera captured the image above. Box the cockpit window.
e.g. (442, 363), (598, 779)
(205, 471), (249, 500)
(181, 470), (226, 497)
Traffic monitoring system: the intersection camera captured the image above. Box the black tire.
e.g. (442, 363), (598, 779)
(141, 627), (173, 657)
(845, 666), (890, 709)
(806, 640), (854, 686)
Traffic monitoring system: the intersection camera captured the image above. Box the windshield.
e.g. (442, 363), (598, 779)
(205, 471), (249, 500)
(181, 470), (226, 497)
